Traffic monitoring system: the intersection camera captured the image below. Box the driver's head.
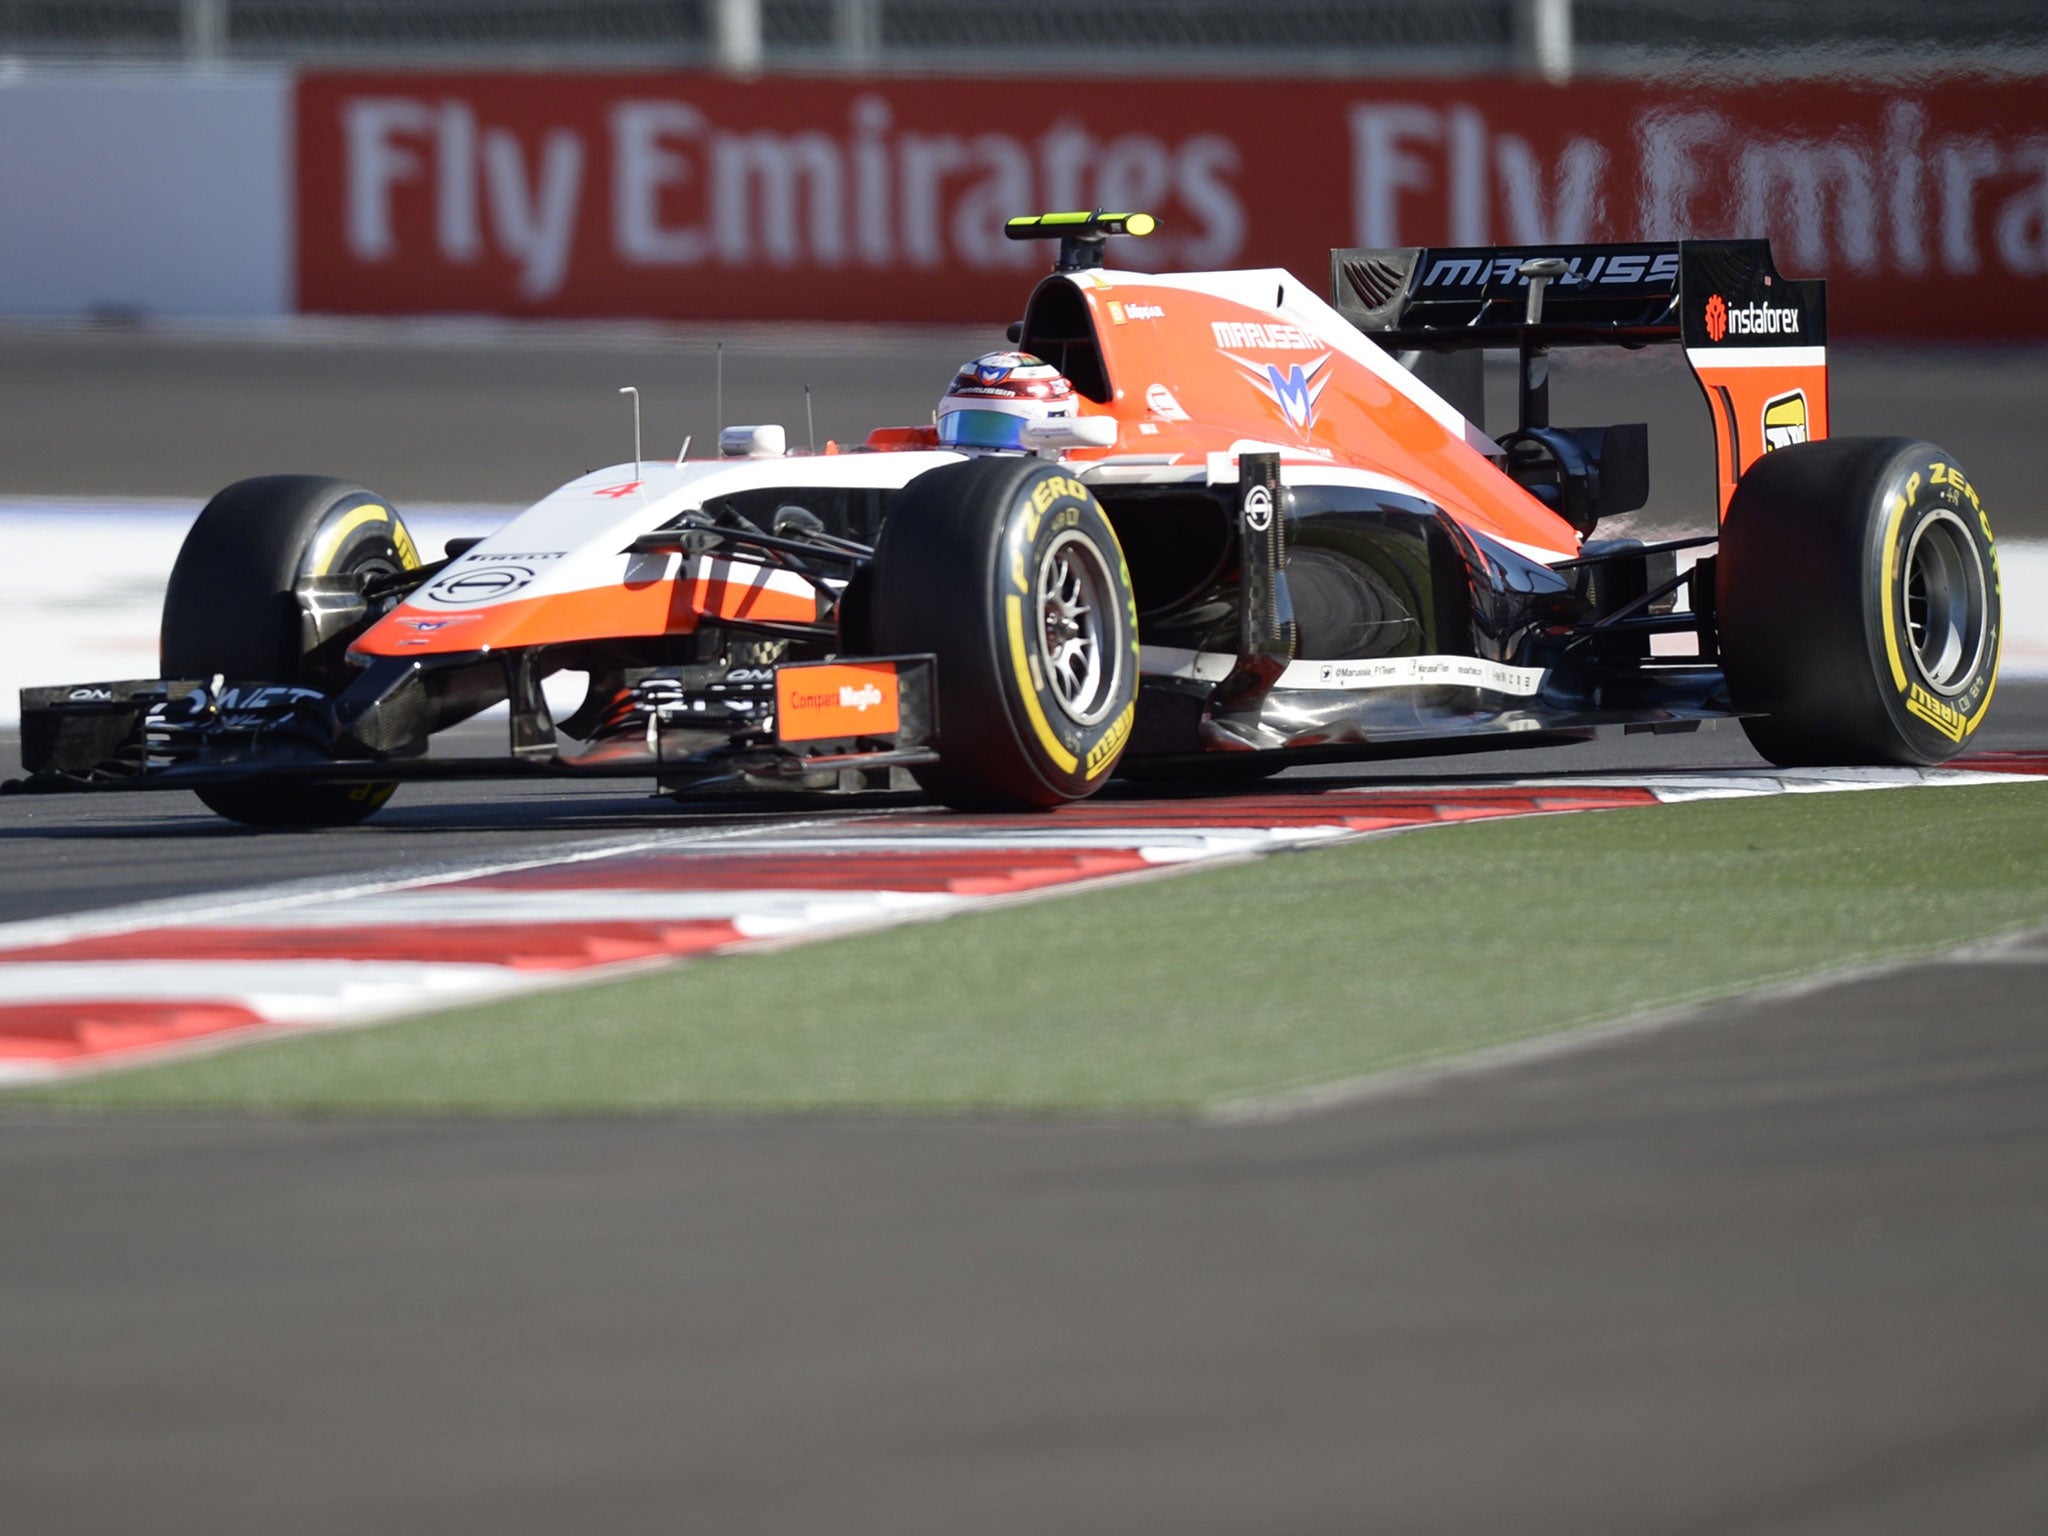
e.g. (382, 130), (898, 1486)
(935, 352), (1077, 452)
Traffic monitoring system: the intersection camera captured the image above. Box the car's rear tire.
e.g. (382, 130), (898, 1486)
(870, 456), (1140, 809)
(1719, 437), (2000, 766)
(162, 475), (422, 827)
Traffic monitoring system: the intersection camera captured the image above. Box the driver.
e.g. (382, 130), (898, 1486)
(934, 352), (1078, 452)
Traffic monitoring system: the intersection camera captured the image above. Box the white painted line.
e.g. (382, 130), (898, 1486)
(0, 810), (922, 953)
(1683, 345), (1828, 370)
(131, 887), (965, 930)
(0, 959), (526, 1021)
(698, 829), (1353, 857)
(1618, 766), (2020, 800)
(1208, 919), (2048, 1125)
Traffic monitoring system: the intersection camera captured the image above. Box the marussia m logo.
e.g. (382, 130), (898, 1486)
(1222, 350), (1333, 434)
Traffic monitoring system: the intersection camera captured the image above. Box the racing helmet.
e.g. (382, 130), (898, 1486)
(935, 351), (1078, 452)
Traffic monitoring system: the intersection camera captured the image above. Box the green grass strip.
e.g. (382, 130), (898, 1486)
(17, 782), (2048, 1115)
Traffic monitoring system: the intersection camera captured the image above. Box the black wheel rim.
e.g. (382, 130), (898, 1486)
(1036, 530), (1122, 727)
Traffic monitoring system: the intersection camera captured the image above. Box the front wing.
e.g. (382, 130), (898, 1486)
(4, 655), (940, 798)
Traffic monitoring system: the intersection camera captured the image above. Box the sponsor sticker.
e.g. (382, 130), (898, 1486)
(1145, 382), (1189, 420)
(1294, 655), (1546, 696)
(1210, 320), (1319, 351)
(1906, 682), (1969, 741)
(212, 684), (327, 711)
(1222, 350), (1332, 433)
(775, 661), (901, 742)
(1761, 389), (1809, 452)
(1138, 648), (1548, 697)
(1705, 293), (1728, 342)
(1243, 483), (1275, 532)
(1705, 293), (1801, 342)
(422, 565), (540, 604)
(1420, 250), (1680, 289)
(178, 682), (330, 719)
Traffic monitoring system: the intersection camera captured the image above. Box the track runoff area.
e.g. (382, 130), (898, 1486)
(0, 762), (2043, 1109)
(0, 494), (2045, 1103)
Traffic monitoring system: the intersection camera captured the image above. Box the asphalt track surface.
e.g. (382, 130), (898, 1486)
(2, 328), (2045, 1532)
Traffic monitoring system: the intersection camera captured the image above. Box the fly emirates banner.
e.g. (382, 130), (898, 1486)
(297, 72), (2048, 339)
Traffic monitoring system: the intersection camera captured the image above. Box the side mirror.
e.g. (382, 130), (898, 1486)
(772, 505), (825, 538)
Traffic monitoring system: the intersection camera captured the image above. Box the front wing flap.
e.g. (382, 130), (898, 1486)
(6, 655), (940, 796)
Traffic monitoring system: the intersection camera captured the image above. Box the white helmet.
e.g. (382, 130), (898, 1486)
(935, 351), (1078, 452)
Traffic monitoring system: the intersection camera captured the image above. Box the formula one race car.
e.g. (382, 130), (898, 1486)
(11, 211), (2002, 824)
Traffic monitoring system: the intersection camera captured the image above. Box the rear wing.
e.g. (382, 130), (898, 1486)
(1330, 239), (1829, 516)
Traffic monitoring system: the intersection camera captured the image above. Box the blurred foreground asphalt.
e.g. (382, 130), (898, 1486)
(4, 930), (2046, 1535)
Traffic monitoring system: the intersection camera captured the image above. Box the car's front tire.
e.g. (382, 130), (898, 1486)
(870, 456), (1140, 809)
(162, 475), (422, 827)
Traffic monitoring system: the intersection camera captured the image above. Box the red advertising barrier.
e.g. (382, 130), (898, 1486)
(297, 72), (2048, 339)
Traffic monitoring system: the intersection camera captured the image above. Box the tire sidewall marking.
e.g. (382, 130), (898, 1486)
(301, 498), (423, 582)
(1000, 470), (1139, 786)
(1874, 453), (2000, 746)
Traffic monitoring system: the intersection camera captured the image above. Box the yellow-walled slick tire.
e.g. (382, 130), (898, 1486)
(161, 475), (422, 827)
(871, 456), (1140, 809)
(1720, 438), (2000, 766)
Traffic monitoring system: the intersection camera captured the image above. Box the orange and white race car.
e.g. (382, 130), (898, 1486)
(10, 211), (2002, 824)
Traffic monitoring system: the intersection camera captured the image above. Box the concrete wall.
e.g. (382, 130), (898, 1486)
(0, 71), (289, 318)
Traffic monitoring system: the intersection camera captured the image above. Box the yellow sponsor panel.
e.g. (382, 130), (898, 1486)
(1761, 389), (1808, 453)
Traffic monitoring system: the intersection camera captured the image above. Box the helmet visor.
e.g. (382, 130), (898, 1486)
(937, 408), (1030, 450)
